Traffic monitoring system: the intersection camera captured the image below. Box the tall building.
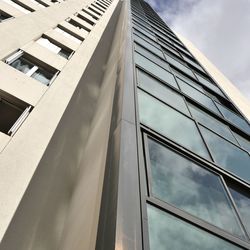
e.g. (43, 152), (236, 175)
(0, 0), (249, 249)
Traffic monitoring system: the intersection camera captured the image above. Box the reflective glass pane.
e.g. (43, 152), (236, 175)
(10, 57), (34, 74)
(178, 79), (222, 116)
(148, 139), (245, 238)
(189, 104), (238, 144)
(31, 68), (54, 85)
(138, 90), (210, 159)
(182, 54), (205, 72)
(165, 54), (195, 78)
(137, 69), (189, 114)
(233, 132), (250, 152)
(229, 186), (250, 234)
(195, 73), (226, 97)
(133, 34), (163, 57)
(174, 70), (205, 93)
(135, 45), (169, 70)
(147, 205), (243, 250)
(216, 102), (250, 135)
(200, 126), (250, 183)
(134, 52), (178, 88)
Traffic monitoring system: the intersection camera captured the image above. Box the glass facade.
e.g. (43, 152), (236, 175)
(130, 0), (250, 249)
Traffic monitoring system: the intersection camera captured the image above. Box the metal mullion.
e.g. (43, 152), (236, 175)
(142, 133), (153, 197)
(146, 197), (250, 249)
(220, 176), (250, 241)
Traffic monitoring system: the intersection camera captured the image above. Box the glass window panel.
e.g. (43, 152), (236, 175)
(195, 73), (226, 97)
(147, 205), (244, 250)
(138, 90), (210, 159)
(161, 44), (180, 57)
(165, 54), (195, 78)
(216, 102), (250, 135)
(148, 139), (245, 238)
(31, 68), (54, 85)
(134, 52), (178, 88)
(178, 78), (222, 116)
(137, 69), (189, 114)
(0, 11), (12, 21)
(182, 54), (206, 72)
(133, 27), (156, 41)
(173, 70), (204, 93)
(134, 34), (163, 58)
(228, 186), (250, 235)
(135, 44), (168, 70)
(10, 57), (34, 74)
(200, 126), (250, 183)
(233, 132), (250, 152)
(189, 103), (238, 144)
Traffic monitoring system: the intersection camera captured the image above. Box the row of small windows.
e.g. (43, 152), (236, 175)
(0, 0), (66, 21)
(0, 0), (110, 23)
(131, 2), (250, 249)
(0, 0), (112, 137)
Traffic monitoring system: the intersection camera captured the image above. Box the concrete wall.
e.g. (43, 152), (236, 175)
(0, 0), (122, 249)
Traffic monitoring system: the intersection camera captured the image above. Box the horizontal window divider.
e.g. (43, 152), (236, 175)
(146, 197), (250, 250)
(141, 126), (250, 190)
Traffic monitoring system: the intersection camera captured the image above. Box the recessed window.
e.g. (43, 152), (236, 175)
(2, 0), (32, 13)
(6, 51), (59, 86)
(54, 27), (82, 44)
(228, 184), (250, 236)
(30, 0), (47, 8)
(147, 138), (246, 238)
(82, 9), (99, 20)
(36, 37), (73, 59)
(138, 90), (210, 159)
(215, 102), (250, 135)
(0, 10), (13, 22)
(76, 13), (95, 26)
(147, 205), (243, 250)
(67, 18), (91, 32)
(0, 93), (32, 136)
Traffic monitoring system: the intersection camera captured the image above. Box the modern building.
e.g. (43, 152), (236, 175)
(0, 0), (249, 249)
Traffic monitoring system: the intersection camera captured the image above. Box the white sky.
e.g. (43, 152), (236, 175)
(146, 0), (250, 101)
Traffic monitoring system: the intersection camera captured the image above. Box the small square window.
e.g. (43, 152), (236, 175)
(36, 36), (73, 59)
(6, 51), (59, 86)
(0, 92), (32, 136)
(0, 10), (12, 22)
